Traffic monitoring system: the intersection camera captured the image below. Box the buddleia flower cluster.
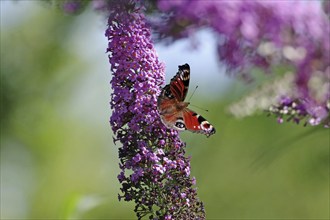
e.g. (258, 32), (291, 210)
(268, 97), (330, 127)
(105, 1), (204, 219)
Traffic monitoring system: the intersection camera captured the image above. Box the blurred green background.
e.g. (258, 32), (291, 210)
(1, 1), (329, 219)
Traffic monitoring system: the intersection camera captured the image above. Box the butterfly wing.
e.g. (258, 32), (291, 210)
(169, 64), (190, 102)
(182, 108), (216, 137)
(158, 108), (215, 137)
(157, 64), (190, 115)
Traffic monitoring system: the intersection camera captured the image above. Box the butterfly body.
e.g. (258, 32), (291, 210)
(157, 64), (216, 137)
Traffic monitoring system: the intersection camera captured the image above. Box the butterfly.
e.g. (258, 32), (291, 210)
(157, 63), (216, 137)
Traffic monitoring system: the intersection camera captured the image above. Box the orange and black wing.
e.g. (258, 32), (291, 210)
(169, 64), (190, 102)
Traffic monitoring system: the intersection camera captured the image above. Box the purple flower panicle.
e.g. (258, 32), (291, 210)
(106, 1), (205, 219)
(268, 97), (330, 127)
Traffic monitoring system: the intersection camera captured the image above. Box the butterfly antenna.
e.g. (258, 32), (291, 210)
(187, 85), (199, 102)
(188, 86), (209, 112)
(190, 104), (209, 112)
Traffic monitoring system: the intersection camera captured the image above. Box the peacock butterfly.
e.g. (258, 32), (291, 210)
(157, 64), (216, 137)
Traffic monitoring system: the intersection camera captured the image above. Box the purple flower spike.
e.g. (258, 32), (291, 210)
(106, 1), (205, 219)
(268, 97), (329, 127)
